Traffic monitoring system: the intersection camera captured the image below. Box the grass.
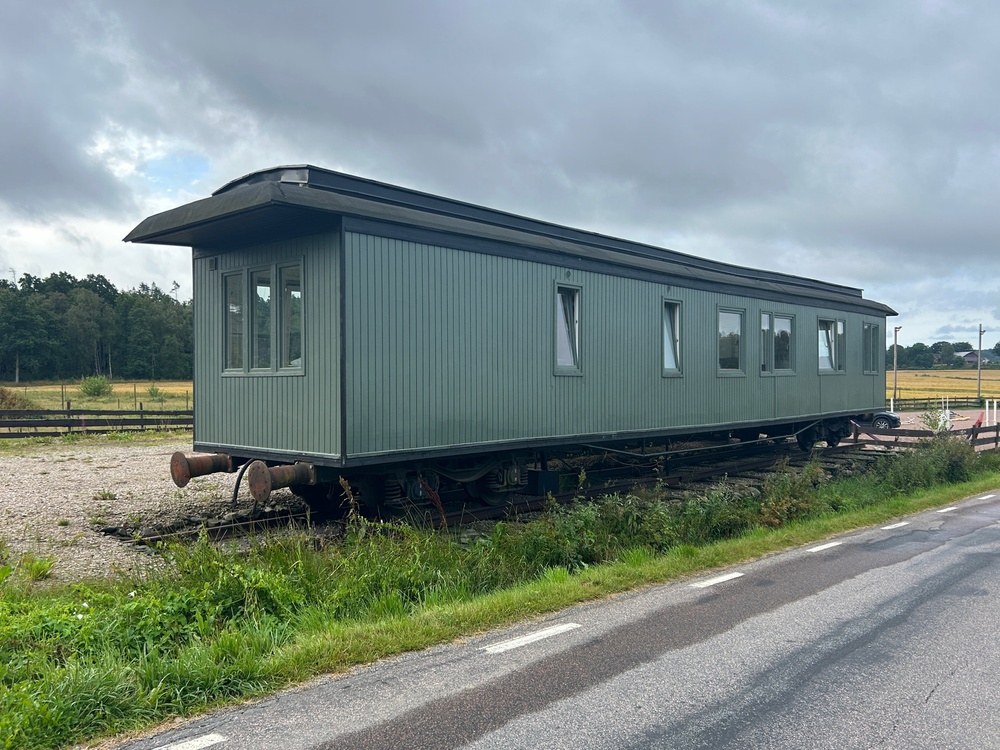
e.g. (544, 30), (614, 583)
(1, 437), (999, 749)
(0, 381), (193, 411)
(889, 368), (1000, 400)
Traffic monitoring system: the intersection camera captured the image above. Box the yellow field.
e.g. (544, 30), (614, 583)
(888, 369), (1000, 400)
(3, 381), (193, 410)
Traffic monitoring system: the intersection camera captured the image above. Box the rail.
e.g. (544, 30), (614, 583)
(887, 397), (994, 411)
(0, 408), (193, 438)
(853, 420), (1000, 451)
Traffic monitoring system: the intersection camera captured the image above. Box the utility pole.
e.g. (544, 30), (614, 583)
(893, 325), (902, 408)
(978, 324), (986, 400)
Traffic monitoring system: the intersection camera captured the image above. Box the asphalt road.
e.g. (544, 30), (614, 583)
(124, 489), (1000, 750)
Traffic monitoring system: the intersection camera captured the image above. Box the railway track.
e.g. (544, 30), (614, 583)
(104, 439), (884, 545)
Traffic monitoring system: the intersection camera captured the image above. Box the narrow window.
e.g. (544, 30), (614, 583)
(774, 316), (793, 371)
(224, 274), (243, 370)
(663, 301), (680, 373)
(761, 313), (772, 373)
(819, 319), (845, 371)
(863, 322), (880, 374)
(280, 265), (303, 368)
(555, 286), (580, 371)
(251, 269), (272, 369)
(719, 310), (743, 372)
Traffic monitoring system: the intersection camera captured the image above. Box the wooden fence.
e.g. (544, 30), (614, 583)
(888, 397), (994, 411)
(0, 408), (193, 438)
(853, 420), (1000, 451)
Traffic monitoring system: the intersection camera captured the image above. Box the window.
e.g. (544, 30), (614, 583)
(760, 313), (771, 373)
(250, 269), (272, 369)
(863, 322), (880, 374)
(555, 285), (581, 373)
(280, 265), (303, 368)
(663, 301), (681, 374)
(761, 313), (794, 374)
(719, 310), (743, 372)
(224, 274), (244, 370)
(224, 262), (304, 375)
(774, 316), (793, 371)
(819, 318), (845, 371)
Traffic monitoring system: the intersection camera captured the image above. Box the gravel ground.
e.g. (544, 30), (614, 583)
(0, 438), (239, 583)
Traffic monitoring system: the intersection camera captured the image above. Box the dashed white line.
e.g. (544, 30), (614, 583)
(936, 507), (958, 513)
(156, 734), (227, 750)
(481, 623), (581, 654)
(808, 541), (843, 552)
(690, 572), (744, 588)
(882, 521), (910, 530)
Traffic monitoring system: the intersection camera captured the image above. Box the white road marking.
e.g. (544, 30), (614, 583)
(481, 623), (581, 654)
(808, 541), (843, 552)
(690, 572), (744, 588)
(980, 494), (996, 499)
(936, 507), (958, 513)
(156, 734), (227, 750)
(881, 521), (910, 530)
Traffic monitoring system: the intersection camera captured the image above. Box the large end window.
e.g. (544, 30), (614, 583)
(863, 322), (880, 374)
(819, 318), (846, 372)
(555, 285), (581, 373)
(224, 274), (244, 370)
(719, 310), (743, 372)
(224, 262), (304, 374)
(251, 269), (272, 369)
(663, 301), (681, 374)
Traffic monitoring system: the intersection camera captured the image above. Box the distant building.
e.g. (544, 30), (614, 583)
(955, 351), (996, 365)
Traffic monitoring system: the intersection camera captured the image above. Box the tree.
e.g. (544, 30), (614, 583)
(906, 342), (935, 369)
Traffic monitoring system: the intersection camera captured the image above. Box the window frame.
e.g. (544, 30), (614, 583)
(222, 260), (305, 377)
(818, 318), (846, 374)
(223, 271), (245, 372)
(760, 311), (795, 375)
(554, 282), (583, 376)
(718, 307), (745, 376)
(662, 299), (682, 377)
(863, 322), (880, 375)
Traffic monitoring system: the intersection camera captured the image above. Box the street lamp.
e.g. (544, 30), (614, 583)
(978, 324), (986, 400)
(892, 325), (902, 408)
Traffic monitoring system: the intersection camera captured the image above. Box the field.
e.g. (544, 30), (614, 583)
(4, 371), (1000, 410)
(889, 369), (1000, 400)
(0, 380), (193, 410)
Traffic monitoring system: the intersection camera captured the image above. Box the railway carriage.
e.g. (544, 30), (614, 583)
(126, 165), (895, 512)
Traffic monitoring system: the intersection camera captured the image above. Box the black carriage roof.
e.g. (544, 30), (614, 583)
(125, 164), (896, 316)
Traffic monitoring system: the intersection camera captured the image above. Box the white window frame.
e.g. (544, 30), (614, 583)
(663, 299), (682, 376)
(555, 283), (582, 375)
(718, 308), (744, 375)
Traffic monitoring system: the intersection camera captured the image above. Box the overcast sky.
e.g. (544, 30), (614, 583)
(2, 0), (998, 346)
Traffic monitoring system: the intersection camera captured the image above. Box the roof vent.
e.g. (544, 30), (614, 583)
(279, 168), (309, 187)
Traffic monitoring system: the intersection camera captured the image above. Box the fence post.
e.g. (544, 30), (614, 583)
(139, 403), (144, 431)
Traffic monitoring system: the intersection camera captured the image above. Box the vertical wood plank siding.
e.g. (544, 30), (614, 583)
(193, 232), (341, 459)
(344, 232), (887, 458)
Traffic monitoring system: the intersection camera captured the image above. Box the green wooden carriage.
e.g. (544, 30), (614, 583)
(127, 165), (895, 508)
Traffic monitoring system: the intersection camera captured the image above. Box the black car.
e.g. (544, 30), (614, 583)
(867, 411), (901, 430)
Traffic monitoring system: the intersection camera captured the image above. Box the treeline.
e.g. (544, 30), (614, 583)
(887, 340), (1000, 369)
(0, 272), (192, 383)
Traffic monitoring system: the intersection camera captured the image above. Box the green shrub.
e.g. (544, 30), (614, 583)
(78, 376), (113, 399)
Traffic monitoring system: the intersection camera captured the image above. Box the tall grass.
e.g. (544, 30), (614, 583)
(1, 436), (998, 749)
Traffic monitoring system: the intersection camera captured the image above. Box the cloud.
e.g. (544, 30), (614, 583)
(1, 0), (999, 345)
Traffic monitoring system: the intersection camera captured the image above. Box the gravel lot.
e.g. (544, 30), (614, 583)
(0, 438), (238, 583)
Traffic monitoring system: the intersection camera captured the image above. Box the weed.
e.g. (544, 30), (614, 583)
(19, 552), (55, 581)
(57, 519), (70, 527)
(93, 490), (117, 503)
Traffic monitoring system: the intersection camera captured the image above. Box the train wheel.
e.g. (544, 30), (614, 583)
(796, 427), (818, 451)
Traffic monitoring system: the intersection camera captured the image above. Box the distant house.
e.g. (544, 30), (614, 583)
(955, 351), (996, 365)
